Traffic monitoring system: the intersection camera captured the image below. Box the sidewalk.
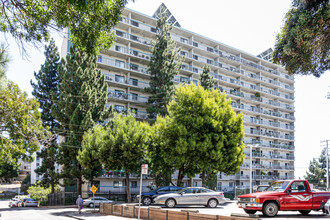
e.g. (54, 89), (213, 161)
(62, 210), (134, 220)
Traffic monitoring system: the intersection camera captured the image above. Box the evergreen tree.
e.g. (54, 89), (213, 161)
(145, 9), (183, 118)
(53, 49), (112, 195)
(0, 43), (9, 90)
(200, 65), (215, 90)
(31, 40), (61, 193)
(304, 148), (328, 189)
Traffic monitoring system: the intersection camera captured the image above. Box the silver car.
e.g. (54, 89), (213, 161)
(325, 199), (330, 215)
(22, 198), (38, 207)
(83, 197), (114, 208)
(153, 187), (226, 208)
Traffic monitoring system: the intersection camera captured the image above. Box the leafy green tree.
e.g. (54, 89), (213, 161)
(52, 49), (111, 195)
(145, 8), (183, 118)
(200, 65), (215, 90)
(0, 43), (9, 90)
(31, 39), (61, 193)
(0, 161), (20, 183)
(156, 84), (245, 186)
(79, 113), (150, 202)
(304, 148), (328, 189)
(27, 184), (58, 201)
(0, 0), (130, 55)
(273, 0), (329, 77)
(148, 117), (175, 187)
(0, 81), (46, 169)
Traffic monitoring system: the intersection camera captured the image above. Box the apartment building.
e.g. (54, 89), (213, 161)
(61, 4), (295, 194)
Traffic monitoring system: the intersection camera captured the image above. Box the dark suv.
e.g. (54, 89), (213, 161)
(138, 186), (182, 206)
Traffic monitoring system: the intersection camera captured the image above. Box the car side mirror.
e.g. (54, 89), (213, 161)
(180, 192), (185, 195)
(287, 189), (291, 195)
(155, 191), (158, 194)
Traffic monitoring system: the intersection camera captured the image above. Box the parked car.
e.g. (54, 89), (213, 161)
(255, 185), (268, 192)
(153, 187), (227, 208)
(325, 198), (330, 215)
(9, 198), (19, 208)
(137, 186), (182, 206)
(21, 198), (38, 207)
(83, 197), (114, 208)
(237, 179), (330, 217)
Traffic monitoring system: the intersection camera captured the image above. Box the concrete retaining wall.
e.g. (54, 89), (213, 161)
(100, 204), (254, 220)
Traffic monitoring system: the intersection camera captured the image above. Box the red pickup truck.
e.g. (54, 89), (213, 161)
(237, 180), (330, 217)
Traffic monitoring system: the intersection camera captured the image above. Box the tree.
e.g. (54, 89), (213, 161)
(304, 148), (327, 189)
(27, 184), (58, 201)
(0, 43), (9, 90)
(0, 161), (20, 183)
(79, 113), (150, 202)
(31, 39), (61, 193)
(0, 0), (130, 55)
(145, 8), (183, 118)
(156, 84), (245, 186)
(273, 0), (329, 77)
(52, 49), (111, 195)
(0, 81), (46, 169)
(200, 65), (215, 90)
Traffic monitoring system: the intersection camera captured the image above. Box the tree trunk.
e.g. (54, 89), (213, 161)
(189, 177), (193, 187)
(202, 170), (206, 187)
(124, 168), (131, 203)
(51, 180), (55, 194)
(177, 166), (184, 187)
(77, 176), (82, 196)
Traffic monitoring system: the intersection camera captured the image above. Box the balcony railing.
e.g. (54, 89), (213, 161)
(104, 73), (149, 89)
(97, 56), (149, 75)
(108, 90), (148, 104)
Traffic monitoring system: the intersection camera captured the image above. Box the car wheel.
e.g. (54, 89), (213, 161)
(207, 199), (218, 208)
(299, 210), (311, 215)
(165, 199), (176, 208)
(262, 202), (278, 217)
(89, 203), (94, 208)
(142, 197), (152, 206)
(244, 209), (257, 214)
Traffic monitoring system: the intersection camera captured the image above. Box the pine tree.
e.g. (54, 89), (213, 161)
(304, 148), (328, 189)
(30, 39), (61, 193)
(53, 49), (112, 195)
(145, 9), (183, 118)
(200, 65), (215, 90)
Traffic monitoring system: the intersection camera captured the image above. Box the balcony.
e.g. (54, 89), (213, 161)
(115, 29), (152, 47)
(108, 90), (148, 104)
(113, 45), (152, 61)
(97, 56), (149, 77)
(104, 73), (149, 90)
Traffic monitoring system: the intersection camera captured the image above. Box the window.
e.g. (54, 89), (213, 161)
(116, 30), (124, 37)
(115, 90), (125, 97)
(130, 108), (138, 114)
(130, 78), (138, 86)
(115, 75), (124, 83)
(131, 20), (139, 27)
(207, 47), (214, 53)
(114, 181), (123, 188)
(115, 60), (125, 68)
(169, 186), (181, 192)
(131, 181), (137, 188)
(157, 187), (169, 193)
(193, 54), (198, 60)
(289, 181), (307, 192)
(130, 64), (139, 71)
(180, 37), (188, 44)
(180, 51), (188, 56)
(150, 27), (157, 33)
(131, 93), (138, 101)
(114, 105), (125, 113)
(115, 45), (121, 52)
(193, 41), (198, 47)
(97, 55), (102, 62)
(130, 35), (138, 41)
(207, 59), (213, 65)
(184, 188), (198, 194)
(193, 68), (198, 73)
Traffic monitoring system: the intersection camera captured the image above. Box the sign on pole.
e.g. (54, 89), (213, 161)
(90, 185), (98, 212)
(138, 164), (148, 220)
(142, 164), (148, 175)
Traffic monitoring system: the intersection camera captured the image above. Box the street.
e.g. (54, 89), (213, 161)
(0, 199), (328, 220)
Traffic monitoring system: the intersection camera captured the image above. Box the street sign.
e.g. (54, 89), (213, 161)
(90, 185), (97, 194)
(142, 164), (148, 175)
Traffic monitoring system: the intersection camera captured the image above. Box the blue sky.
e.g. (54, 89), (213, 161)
(2, 0), (330, 178)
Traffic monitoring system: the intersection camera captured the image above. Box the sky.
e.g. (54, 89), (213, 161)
(2, 0), (330, 179)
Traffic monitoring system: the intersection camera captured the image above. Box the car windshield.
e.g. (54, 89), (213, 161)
(265, 181), (290, 192)
(176, 187), (190, 194)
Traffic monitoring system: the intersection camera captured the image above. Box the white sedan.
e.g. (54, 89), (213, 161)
(83, 197), (114, 208)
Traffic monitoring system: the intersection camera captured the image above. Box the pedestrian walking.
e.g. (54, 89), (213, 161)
(76, 195), (83, 213)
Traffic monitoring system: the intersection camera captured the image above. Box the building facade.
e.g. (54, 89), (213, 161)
(61, 5), (295, 194)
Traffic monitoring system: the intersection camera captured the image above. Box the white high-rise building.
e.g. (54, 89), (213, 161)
(61, 4), (295, 194)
